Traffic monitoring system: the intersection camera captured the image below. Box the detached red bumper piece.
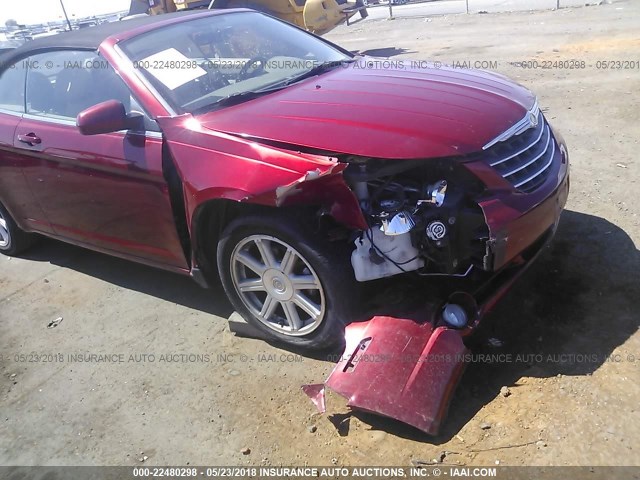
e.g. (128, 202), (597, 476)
(305, 316), (469, 435)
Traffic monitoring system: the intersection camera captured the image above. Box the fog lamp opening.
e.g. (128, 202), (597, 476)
(442, 304), (468, 328)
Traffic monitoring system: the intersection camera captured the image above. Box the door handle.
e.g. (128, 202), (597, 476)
(17, 133), (42, 146)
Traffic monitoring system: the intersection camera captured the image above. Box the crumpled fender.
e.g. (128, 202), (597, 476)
(305, 315), (468, 435)
(157, 115), (367, 231)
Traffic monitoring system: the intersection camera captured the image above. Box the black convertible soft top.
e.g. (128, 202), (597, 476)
(0, 10), (216, 67)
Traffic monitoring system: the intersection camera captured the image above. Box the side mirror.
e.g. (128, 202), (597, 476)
(76, 100), (143, 135)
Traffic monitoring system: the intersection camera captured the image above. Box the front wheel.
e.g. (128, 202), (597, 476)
(217, 212), (358, 350)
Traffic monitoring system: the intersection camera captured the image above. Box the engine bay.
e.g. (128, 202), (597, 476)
(343, 157), (490, 282)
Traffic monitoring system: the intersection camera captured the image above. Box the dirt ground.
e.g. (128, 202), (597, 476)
(1, 0), (639, 469)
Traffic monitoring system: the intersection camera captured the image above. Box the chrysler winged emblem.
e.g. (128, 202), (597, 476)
(529, 111), (539, 128)
(483, 100), (541, 150)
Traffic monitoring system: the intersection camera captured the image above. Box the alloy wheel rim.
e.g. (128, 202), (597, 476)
(0, 211), (10, 249)
(230, 235), (326, 336)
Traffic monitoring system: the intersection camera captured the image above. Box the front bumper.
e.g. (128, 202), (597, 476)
(467, 130), (570, 271)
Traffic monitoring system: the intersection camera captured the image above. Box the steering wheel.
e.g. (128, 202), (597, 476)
(238, 57), (268, 80)
(200, 67), (230, 93)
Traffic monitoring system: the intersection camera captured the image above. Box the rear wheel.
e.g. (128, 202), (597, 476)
(0, 202), (35, 256)
(217, 212), (358, 350)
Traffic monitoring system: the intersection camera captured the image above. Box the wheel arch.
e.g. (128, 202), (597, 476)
(191, 198), (242, 281)
(190, 194), (359, 284)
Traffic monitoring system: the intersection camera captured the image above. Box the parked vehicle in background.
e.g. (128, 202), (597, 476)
(6, 29), (32, 42)
(128, 0), (368, 35)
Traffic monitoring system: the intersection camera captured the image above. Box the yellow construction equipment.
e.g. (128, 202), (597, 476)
(129, 0), (367, 36)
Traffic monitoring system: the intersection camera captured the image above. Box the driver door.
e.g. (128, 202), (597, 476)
(13, 50), (188, 269)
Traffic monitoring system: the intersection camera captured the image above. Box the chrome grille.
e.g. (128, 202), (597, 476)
(481, 115), (556, 193)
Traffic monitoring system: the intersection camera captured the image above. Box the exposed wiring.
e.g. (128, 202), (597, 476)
(365, 228), (474, 277)
(396, 256), (420, 265)
(417, 264), (474, 277)
(365, 228), (408, 273)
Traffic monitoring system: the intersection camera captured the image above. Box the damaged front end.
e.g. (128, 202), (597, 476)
(302, 116), (569, 435)
(300, 156), (492, 435)
(168, 104), (567, 435)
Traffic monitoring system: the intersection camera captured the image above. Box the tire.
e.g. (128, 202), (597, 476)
(0, 202), (35, 256)
(217, 210), (359, 350)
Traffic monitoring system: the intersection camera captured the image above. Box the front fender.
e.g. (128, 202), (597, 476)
(157, 115), (367, 232)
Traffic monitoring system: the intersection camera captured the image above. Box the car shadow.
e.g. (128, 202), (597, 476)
(339, 209), (639, 442)
(19, 240), (235, 319)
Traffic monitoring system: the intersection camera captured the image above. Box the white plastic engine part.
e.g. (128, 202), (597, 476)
(351, 228), (425, 282)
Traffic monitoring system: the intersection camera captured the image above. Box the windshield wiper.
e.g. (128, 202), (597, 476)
(191, 86), (285, 114)
(214, 89), (280, 108)
(281, 59), (355, 86)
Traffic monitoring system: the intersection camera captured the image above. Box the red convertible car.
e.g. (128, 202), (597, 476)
(0, 10), (569, 356)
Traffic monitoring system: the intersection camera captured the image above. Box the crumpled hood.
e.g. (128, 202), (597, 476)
(196, 62), (536, 159)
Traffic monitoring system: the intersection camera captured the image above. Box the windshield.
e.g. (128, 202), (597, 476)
(120, 12), (351, 114)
